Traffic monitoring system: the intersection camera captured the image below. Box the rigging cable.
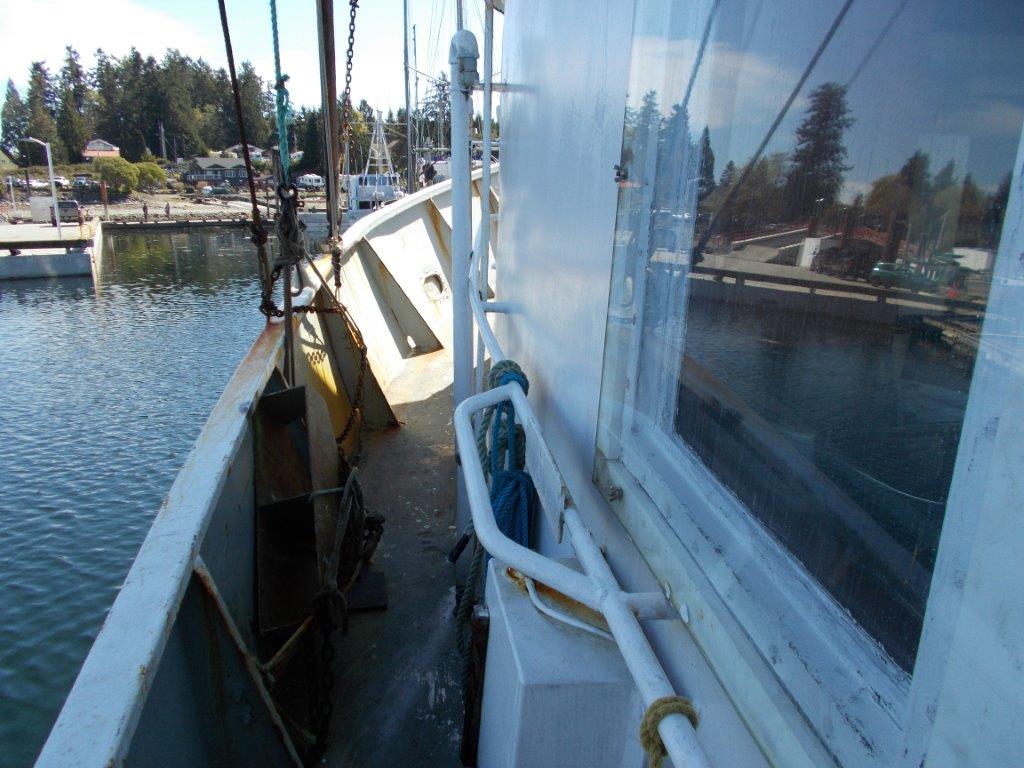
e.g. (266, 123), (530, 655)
(216, 0), (275, 318)
(694, 0), (857, 259)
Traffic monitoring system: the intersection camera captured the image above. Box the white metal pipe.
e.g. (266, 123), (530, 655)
(564, 508), (711, 767)
(475, 0), (494, 396)
(450, 33), (476, 412)
(454, 385), (600, 609)
(482, 300), (513, 314)
(451, 30), (479, 541)
(454, 379), (712, 768)
(470, 235), (507, 363)
(474, 221), (489, 395)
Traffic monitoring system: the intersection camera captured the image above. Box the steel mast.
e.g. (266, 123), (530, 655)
(403, 0), (415, 193)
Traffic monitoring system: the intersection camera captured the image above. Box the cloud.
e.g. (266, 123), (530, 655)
(629, 36), (802, 131)
(0, 0), (503, 115)
(0, 0), (209, 88)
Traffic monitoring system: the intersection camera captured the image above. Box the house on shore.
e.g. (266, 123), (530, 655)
(183, 157), (248, 186)
(82, 139), (120, 161)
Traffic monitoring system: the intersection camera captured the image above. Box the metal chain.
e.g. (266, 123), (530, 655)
(333, 0), (359, 289)
(341, 1), (358, 150)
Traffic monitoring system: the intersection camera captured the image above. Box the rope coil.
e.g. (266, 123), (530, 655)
(638, 696), (699, 768)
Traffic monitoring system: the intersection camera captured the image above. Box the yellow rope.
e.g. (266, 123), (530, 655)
(638, 695), (699, 768)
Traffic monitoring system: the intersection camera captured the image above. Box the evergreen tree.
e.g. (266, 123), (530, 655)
(25, 62), (64, 162)
(220, 61), (271, 150)
(719, 160), (737, 187)
(984, 172), (1011, 246)
(697, 126), (715, 203)
(155, 51), (204, 158)
(298, 108), (324, 173)
(784, 81), (853, 219)
(423, 74), (451, 149)
(1, 80), (29, 161)
(955, 173), (984, 246)
(57, 47), (89, 162)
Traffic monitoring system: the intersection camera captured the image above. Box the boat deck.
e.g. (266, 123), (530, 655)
(326, 348), (462, 767)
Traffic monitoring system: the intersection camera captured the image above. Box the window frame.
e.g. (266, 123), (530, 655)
(611, 403), (909, 761)
(597, 58), (916, 768)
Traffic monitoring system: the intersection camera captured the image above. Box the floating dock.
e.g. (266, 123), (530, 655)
(0, 220), (100, 280)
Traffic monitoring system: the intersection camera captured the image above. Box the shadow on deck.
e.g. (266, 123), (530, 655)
(326, 349), (462, 767)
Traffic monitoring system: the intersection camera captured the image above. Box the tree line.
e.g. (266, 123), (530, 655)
(1, 46), (469, 184)
(2, 47), (271, 166)
(628, 81), (1010, 258)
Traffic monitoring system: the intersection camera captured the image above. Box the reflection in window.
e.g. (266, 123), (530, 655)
(598, 0), (1022, 670)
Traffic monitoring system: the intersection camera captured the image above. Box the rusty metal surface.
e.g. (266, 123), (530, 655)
(505, 566), (609, 632)
(193, 558), (305, 767)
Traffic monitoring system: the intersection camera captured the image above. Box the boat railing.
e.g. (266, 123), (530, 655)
(457, 221), (713, 768)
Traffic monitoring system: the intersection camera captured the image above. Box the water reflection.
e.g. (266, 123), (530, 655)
(0, 227), (263, 767)
(602, 0), (1023, 669)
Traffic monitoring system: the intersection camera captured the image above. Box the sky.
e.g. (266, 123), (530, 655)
(630, 0), (1024, 193)
(0, 0), (502, 113)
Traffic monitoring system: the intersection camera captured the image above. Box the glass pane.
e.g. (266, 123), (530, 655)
(597, 0), (1023, 670)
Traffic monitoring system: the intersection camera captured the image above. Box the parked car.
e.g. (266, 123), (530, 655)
(811, 247), (875, 280)
(57, 199), (82, 222)
(72, 175), (95, 189)
(28, 197), (82, 223)
(868, 261), (936, 292)
(28, 179), (48, 190)
(52, 176), (70, 188)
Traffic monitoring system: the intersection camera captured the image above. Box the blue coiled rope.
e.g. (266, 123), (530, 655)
(456, 361), (537, 682)
(486, 363), (534, 547)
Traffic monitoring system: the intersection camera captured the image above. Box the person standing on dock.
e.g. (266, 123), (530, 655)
(142, 202), (148, 221)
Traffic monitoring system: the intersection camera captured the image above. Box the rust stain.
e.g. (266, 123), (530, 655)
(505, 566), (608, 631)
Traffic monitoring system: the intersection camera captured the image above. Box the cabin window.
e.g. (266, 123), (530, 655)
(596, 0), (1022, 753)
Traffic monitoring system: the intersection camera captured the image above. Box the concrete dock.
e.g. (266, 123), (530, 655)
(0, 220), (100, 280)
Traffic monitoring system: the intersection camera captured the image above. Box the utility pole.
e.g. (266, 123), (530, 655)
(159, 121), (167, 160)
(403, 0), (415, 193)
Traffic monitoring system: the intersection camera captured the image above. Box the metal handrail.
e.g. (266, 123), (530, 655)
(461, 232), (712, 767)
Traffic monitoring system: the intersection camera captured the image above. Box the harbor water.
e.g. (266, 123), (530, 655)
(0, 227), (267, 767)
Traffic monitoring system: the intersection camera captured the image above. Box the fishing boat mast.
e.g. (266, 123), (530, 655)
(315, 0), (341, 242)
(403, 0), (415, 193)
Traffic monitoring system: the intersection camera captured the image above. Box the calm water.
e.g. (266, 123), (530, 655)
(0, 228), (268, 767)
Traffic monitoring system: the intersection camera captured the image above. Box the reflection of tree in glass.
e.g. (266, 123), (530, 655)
(697, 127), (715, 204)
(783, 82), (853, 221)
(863, 151), (1009, 262)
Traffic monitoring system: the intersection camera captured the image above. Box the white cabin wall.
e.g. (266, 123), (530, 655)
(898, 133), (1024, 768)
(496, 0), (634, 555)
(494, 2), (768, 763)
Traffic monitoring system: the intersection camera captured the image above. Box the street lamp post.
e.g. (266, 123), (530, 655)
(21, 136), (61, 238)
